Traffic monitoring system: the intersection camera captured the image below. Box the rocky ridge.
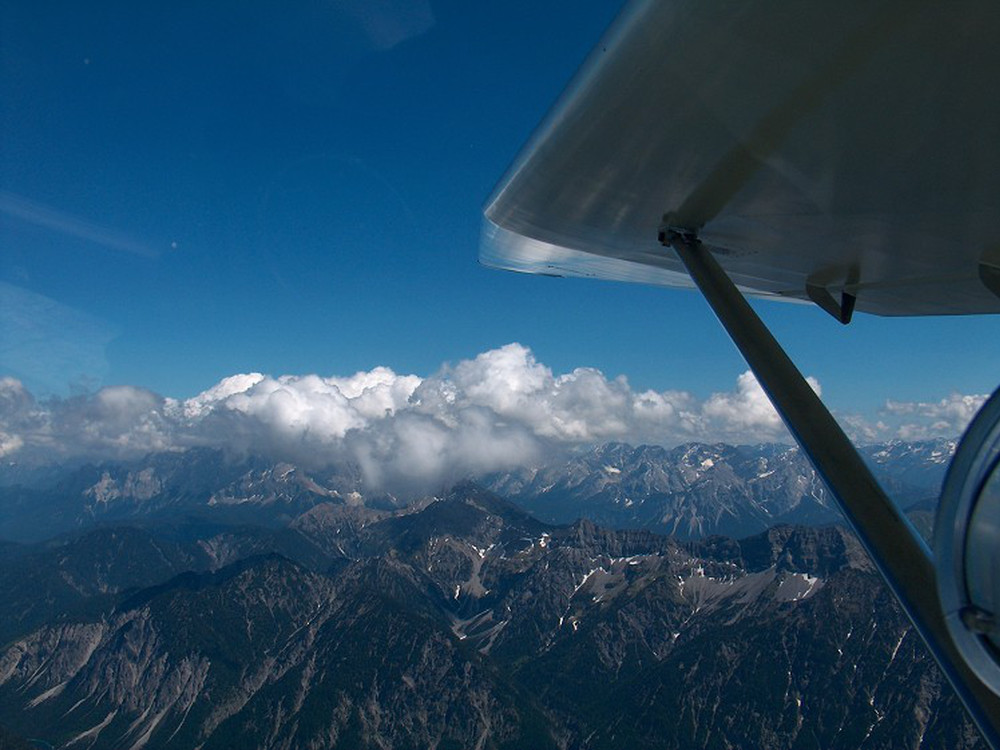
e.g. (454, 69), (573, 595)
(0, 484), (982, 749)
(0, 439), (955, 544)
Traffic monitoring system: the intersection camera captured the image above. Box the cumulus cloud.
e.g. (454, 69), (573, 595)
(0, 344), (982, 495)
(879, 393), (988, 441)
(700, 371), (821, 440)
(0, 377), (172, 459)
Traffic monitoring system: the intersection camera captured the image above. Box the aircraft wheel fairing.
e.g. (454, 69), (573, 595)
(937, 385), (1000, 697)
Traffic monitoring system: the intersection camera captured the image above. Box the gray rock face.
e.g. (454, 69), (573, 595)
(0, 485), (983, 749)
(0, 440), (953, 545)
(0, 447), (377, 543)
(482, 440), (953, 538)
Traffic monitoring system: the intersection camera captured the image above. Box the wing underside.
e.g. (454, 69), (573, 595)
(482, 0), (1000, 317)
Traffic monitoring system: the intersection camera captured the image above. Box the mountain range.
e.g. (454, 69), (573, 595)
(0, 441), (977, 749)
(0, 439), (954, 544)
(482, 440), (952, 538)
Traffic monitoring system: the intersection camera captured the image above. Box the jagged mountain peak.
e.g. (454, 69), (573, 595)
(727, 524), (871, 576)
(482, 439), (952, 540)
(0, 500), (983, 749)
(0, 439), (955, 547)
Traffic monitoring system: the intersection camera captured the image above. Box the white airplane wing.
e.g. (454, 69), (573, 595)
(482, 1), (1000, 743)
(482, 0), (1000, 317)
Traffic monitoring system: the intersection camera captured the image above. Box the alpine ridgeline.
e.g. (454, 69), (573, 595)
(0, 476), (982, 749)
(0, 439), (953, 543)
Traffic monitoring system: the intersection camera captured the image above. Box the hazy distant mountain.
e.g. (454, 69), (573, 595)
(0, 484), (982, 749)
(0, 440), (953, 544)
(482, 439), (953, 539)
(0, 448), (372, 543)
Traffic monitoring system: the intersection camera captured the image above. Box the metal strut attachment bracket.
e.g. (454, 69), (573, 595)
(657, 216), (701, 249)
(806, 283), (857, 325)
(806, 265), (860, 325)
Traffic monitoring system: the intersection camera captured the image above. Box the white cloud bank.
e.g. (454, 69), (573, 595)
(0, 344), (986, 493)
(881, 393), (989, 441)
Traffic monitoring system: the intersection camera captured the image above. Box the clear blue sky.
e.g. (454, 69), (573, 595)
(2, 0), (998, 420)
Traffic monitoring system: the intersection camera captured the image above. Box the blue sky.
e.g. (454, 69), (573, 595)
(2, 0), (998, 453)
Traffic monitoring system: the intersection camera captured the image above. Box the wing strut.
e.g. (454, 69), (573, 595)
(664, 229), (1000, 749)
